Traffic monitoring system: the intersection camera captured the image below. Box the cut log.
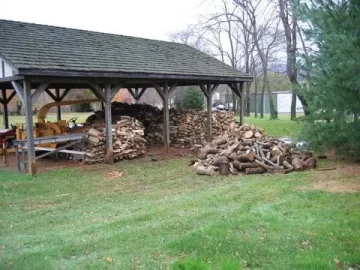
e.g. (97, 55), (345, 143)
(219, 162), (229, 176)
(219, 143), (240, 157)
(238, 151), (255, 162)
(239, 162), (259, 171)
(245, 167), (265, 175)
(198, 145), (218, 160)
(244, 130), (254, 139)
(229, 162), (237, 175)
(302, 157), (316, 169)
(232, 160), (241, 170)
(211, 156), (228, 166)
(292, 158), (304, 171)
(316, 167), (336, 171)
(255, 160), (283, 171)
(228, 152), (238, 161)
(196, 166), (215, 176)
(271, 145), (281, 157)
(282, 160), (294, 172)
(213, 136), (228, 145)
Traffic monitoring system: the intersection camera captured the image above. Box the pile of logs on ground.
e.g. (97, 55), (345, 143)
(86, 102), (236, 147)
(84, 116), (146, 164)
(191, 124), (316, 176)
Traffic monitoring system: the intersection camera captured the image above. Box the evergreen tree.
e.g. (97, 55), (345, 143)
(299, 0), (360, 160)
(176, 87), (204, 110)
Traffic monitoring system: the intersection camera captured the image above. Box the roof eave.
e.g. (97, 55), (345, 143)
(17, 68), (253, 83)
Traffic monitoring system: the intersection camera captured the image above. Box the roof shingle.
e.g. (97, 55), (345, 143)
(0, 20), (250, 80)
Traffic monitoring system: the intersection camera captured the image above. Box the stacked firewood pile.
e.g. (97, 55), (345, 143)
(191, 124), (316, 176)
(86, 103), (235, 147)
(84, 116), (146, 164)
(171, 110), (235, 147)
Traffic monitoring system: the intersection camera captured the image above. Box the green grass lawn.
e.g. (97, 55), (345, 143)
(0, 158), (359, 269)
(0, 112), (93, 128)
(243, 114), (304, 139)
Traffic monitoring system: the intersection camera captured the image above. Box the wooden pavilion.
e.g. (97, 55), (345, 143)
(0, 19), (252, 174)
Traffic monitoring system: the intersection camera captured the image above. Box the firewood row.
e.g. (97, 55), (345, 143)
(171, 110), (235, 147)
(191, 124), (316, 176)
(85, 102), (236, 147)
(84, 116), (146, 164)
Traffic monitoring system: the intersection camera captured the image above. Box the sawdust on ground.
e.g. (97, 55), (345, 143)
(299, 162), (360, 193)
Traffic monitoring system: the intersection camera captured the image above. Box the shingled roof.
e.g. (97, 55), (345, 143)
(0, 20), (251, 81)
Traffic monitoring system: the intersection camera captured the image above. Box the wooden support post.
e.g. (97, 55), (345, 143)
(153, 82), (177, 152)
(206, 86), (212, 142)
(104, 84), (114, 164)
(200, 84), (218, 142)
(135, 88), (139, 104)
(163, 83), (170, 152)
(55, 88), (61, 120)
(1, 89), (9, 128)
(24, 80), (36, 175)
(228, 82), (245, 125)
(239, 82), (244, 125)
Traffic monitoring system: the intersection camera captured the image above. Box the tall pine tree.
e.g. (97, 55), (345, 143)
(299, 0), (360, 160)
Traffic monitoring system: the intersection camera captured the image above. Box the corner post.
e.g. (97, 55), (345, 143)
(24, 80), (36, 174)
(206, 85), (213, 142)
(163, 83), (170, 152)
(55, 88), (61, 120)
(239, 82), (245, 125)
(1, 89), (9, 128)
(104, 84), (114, 164)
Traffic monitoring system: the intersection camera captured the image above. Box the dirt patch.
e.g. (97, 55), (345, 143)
(146, 146), (195, 159)
(299, 162), (360, 193)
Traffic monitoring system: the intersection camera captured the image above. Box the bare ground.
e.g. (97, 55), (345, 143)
(299, 159), (360, 193)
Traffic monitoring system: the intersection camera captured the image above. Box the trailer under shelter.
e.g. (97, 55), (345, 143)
(0, 19), (252, 174)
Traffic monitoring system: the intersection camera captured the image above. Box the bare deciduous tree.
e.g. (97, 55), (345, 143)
(277, 0), (309, 119)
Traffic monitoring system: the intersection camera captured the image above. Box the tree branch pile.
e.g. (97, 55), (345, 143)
(191, 124), (316, 176)
(84, 116), (146, 164)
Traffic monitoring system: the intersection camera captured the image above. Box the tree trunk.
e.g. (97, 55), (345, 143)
(267, 77), (278, 119)
(260, 75), (265, 119)
(254, 77), (258, 118)
(291, 91), (297, 120)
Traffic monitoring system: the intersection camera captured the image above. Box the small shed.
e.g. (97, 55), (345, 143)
(249, 91), (304, 114)
(0, 20), (252, 174)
